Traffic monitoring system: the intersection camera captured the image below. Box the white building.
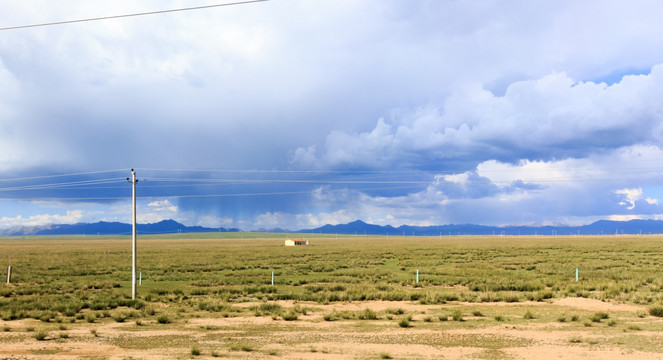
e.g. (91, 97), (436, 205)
(285, 239), (309, 246)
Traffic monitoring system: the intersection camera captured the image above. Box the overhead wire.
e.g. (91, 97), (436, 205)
(1, 163), (663, 201)
(0, 0), (269, 31)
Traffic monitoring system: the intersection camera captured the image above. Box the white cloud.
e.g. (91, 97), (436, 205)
(615, 188), (643, 210)
(293, 66), (663, 170)
(0, 210), (84, 228)
(147, 199), (177, 213)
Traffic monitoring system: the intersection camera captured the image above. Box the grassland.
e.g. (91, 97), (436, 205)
(1, 234), (663, 359)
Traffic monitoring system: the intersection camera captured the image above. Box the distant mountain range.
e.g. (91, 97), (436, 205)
(0, 220), (239, 236)
(2, 219), (663, 236)
(298, 219), (663, 236)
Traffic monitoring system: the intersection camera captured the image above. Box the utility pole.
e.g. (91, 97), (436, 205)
(127, 169), (138, 300)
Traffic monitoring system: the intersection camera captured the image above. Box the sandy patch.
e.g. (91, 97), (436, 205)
(553, 298), (643, 312)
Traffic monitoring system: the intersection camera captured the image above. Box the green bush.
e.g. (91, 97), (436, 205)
(157, 315), (171, 324)
(33, 329), (48, 341)
(649, 305), (663, 317)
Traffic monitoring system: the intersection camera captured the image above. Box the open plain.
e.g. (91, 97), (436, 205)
(1, 234), (663, 359)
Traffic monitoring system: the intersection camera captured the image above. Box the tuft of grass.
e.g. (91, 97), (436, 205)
(282, 309), (298, 321)
(570, 314), (580, 322)
(157, 314), (172, 324)
(524, 310), (535, 320)
(494, 315), (504, 322)
(323, 311), (338, 321)
(569, 336), (582, 343)
(472, 310), (484, 317)
(557, 315), (566, 322)
(112, 312), (127, 323)
(33, 329), (48, 341)
(380, 352), (393, 359)
(452, 310), (464, 322)
(359, 308), (378, 320)
(649, 305), (663, 317)
(590, 311), (609, 323)
(398, 317), (410, 328)
(90, 329), (99, 337)
(85, 312), (97, 323)
(423, 316), (432, 322)
(191, 346), (201, 356)
(58, 332), (69, 339)
(2, 324), (10, 332)
(627, 324), (642, 331)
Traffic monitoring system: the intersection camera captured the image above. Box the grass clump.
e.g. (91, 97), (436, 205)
(33, 329), (49, 341)
(524, 310), (536, 320)
(358, 308), (378, 320)
(380, 352), (393, 359)
(649, 305), (663, 317)
(452, 310), (464, 322)
(191, 346), (201, 356)
(398, 317), (410, 328)
(281, 309), (298, 321)
(569, 336), (582, 343)
(494, 315), (504, 322)
(590, 311), (609, 323)
(157, 314), (172, 324)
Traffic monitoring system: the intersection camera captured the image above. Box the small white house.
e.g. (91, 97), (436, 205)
(285, 239), (309, 246)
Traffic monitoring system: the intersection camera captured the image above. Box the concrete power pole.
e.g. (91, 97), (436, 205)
(127, 169), (138, 300)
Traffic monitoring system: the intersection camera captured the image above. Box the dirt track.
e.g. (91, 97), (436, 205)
(1, 298), (662, 359)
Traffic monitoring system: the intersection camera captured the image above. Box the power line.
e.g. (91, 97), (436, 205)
(0, 0), (268, 31)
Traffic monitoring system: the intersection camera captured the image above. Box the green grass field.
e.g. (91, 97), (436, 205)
(2, 234), (663, 320)
(1, 234), (663, 359)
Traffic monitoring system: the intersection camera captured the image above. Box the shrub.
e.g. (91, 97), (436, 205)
(323, 312), (338, 321)
(452, 310), (464, 322)
(85, 312), (97, 323)
(524, 310), (535, 320)
(591, 312), (609, 323)
(494, 315), (504, 322)
(649, 305), (663, 317)
(191, 347), (201, 356)
(157, 315), (171, 324)
(398, 317), (410, 328)
(472, 310), (484, 317)
(112, 312), (127, 323)
(358, 309), (377, 320)
(380, 353), (393, 359)
(281, 310), (298, 321)
(33, 329), (48, 341)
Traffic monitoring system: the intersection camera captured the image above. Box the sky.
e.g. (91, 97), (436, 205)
(2, 0), (663, 231)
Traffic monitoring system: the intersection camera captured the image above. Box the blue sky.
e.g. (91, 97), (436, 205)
(2, 0), (663, 230)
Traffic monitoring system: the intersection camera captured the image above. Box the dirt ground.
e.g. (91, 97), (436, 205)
(1, 298), (662, 360)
